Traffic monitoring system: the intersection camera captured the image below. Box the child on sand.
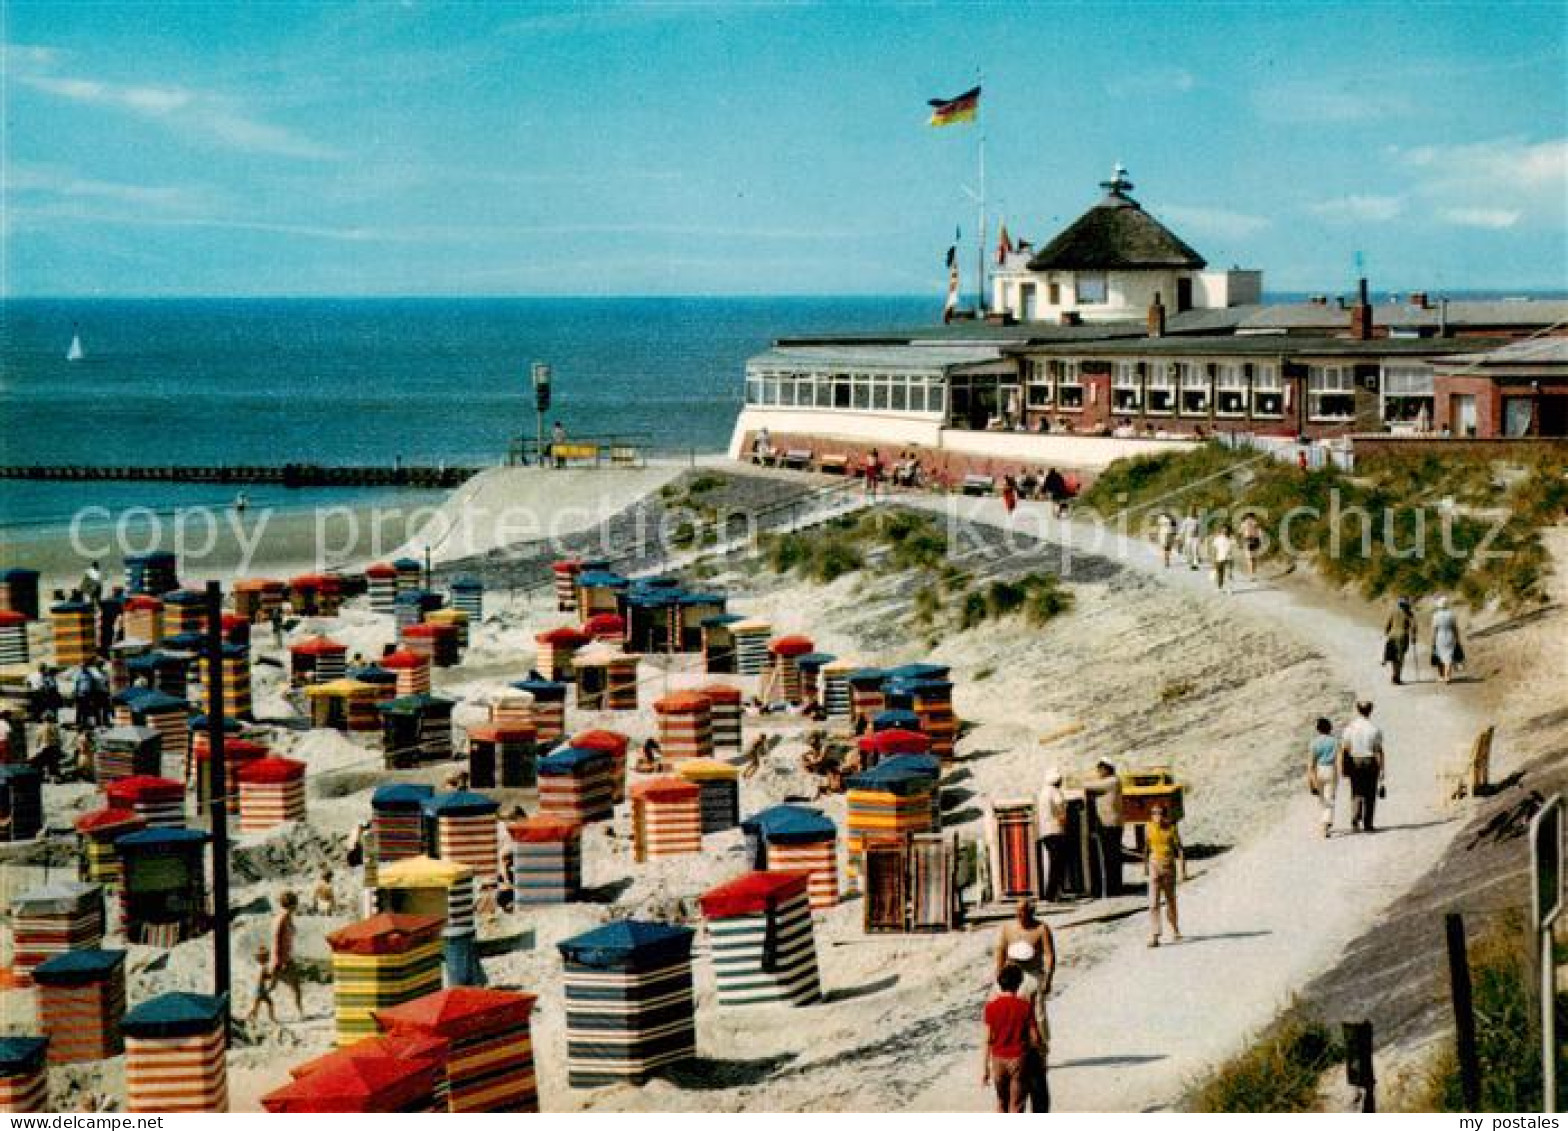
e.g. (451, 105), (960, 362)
(270, 891), (304, 1019)
(312, 868), (335, 916)
(981, 964), (1043, 1112)
(246, 945), (277, 1026)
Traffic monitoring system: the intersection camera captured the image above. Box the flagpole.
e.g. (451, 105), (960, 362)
(976, 69), (987, 316)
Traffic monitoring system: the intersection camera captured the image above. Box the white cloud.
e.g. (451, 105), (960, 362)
(1153, 203), (1270, 241)
(1105, 68), (1197, 99)
(6, 43), (338, 161)
(6, 163), (211, 210)
(1436, 207), (1522, 230)
(1391, 137), (1567, 228)
(1307, 195), (1405, 223)
(1254, 80), (1411, 125)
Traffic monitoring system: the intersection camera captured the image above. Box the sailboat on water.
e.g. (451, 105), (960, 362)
(66, 326), (85, 362)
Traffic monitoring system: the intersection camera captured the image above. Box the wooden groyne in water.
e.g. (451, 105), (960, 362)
(0, 463), (481, 488)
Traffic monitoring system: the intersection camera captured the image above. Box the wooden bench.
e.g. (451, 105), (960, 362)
(819, 454), (849, 475)
(781, 449), (814, 470)
(551, 442), (599, 466)
(961, 473), (995, 496)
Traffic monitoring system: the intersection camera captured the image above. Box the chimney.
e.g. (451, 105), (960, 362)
(1350, 277), (1374, 340)
(1148, 292), (1166, 338)
(1309, 294), (1328, 306)
(1410, 291), (1430, 310)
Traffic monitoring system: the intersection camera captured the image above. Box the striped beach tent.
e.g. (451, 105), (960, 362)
(699, 871), (821, 1007)
(857, 726), (930, 771)
(423, 791), (500, 891)
(105, 773), (185, 828)
(94, 725), (162, 785)
(0, 1037), (49, 1113)
(236, 756), (307, 833)
(74, 807), (144, 886)
(741, 804), (840, 911)
(327, 914), (445, 1047)
(537, 746), (615, 824)
(631, 776), (702, 862)
(33, 948), (127, 1063)
(465, 721), (537, 789)
(8, 881), (105, 984)
(371, 784), (434, 868)
(654, 691), (713, 762)
(510, 675), (567, 747)
(568, 728), (629, 802)
(0, 611), (27, 666)
(376, 988), (539, 1112)
(700, 612), (744, 673)
(508, 816), (582, 904)
(116, 826), (209, 945)
(0, 765), (43, 841)
(676, 758), (740, 834)
(121, 992), (228, 1113)
(557, 920), (696, 1087)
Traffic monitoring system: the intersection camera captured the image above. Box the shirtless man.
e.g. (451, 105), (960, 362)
(994, 898), (1056, 1110)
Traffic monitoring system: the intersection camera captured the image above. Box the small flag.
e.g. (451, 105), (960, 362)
(996, 222), (1012, 265)
(927, 85), (980, 127)
(944, 244), (956, 268)
(943, 264), (960, 323)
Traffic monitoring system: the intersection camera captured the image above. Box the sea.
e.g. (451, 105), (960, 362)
(0, 296), (932, 535)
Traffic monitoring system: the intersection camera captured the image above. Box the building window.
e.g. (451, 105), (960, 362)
(1047, 281), (1061, 306)
(1307, 365), (1356, 422)
(1112, 361), (1143, 412)
(1216, 364), (1248, 417)
(1252, 365), (1283, 418)
(1179, 362), (1211, 416)
(1020, 284), (1038, 321)
(1146, 362), (1175, 414)
(1075, 272), (1107, 305)
(1054, 360), (1084, 410)
(871, 374), (889, 411)
(1025, 358), (1054, 408)
(833, 373), (851, 409)
(1382, 364), (1435, 428)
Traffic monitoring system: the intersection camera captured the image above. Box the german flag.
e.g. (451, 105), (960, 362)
(927, 85), (980, 127)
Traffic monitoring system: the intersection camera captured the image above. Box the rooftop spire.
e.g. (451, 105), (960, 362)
(1100, 162), (1135, 200)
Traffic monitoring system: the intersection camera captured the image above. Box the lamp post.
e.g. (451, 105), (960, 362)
(532, 362), (552, 467)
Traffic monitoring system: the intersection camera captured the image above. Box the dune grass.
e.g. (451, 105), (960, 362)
(1189, 1007), (1343, 1112)
(1081, 444), (1565, 609)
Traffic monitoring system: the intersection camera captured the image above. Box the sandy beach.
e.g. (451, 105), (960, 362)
(1, 464), (1524, 1112)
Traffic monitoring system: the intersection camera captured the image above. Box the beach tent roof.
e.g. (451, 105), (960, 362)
(539, 746), (610, 774)
(74, 807), (144, 834)
(33, 948), (126, 985)
(376, 986), (537, 1039)
(699, 871), (808, 919)
(0, 1036), (49, 1073)
(422, 790), (499, 817)
(122, 992), (224, 1039)
(631, 776), (700, 803)
(741, 803), (837, 843)
(507, 816), (581, 842)
(557, 919), (694, 968)
(116, 826), (209, 850)
(373, 783), (435, 809)
(237, 756), (305, 784)
(327, 913), (444, 955)
(104, 775), (184, 803)
(376, 855), (473, 887)
(466, 721), (536, 743)
(861, 729), (932, 756)
(510, 676), (567, 700)
(676, 758), (738, 782)
(569, 729), (629, 753)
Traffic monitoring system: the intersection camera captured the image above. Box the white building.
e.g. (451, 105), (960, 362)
(992, 166), (1262, 324)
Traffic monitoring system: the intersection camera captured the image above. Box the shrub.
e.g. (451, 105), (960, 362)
(1190, 1007), (1342, 1112)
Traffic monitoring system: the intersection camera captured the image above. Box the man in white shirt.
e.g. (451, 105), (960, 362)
(1339, 700), (1386, 832)
(1178, 509), (1202, 570)
(1082, 760), (1125, 897)
(1037, 768), (1070, 901)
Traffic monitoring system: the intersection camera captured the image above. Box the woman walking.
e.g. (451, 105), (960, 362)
(1431, 595), (1465, 684)
(1305, 717), (1339, 836)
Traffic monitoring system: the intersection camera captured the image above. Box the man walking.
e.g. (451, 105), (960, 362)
(1339, 700), (1386, 833)
(1382, 597), (1416, 685)
(1178, 508), (1203, 570)
(1037, 767), (1070, 901)
(1082, 759), (1125, 897)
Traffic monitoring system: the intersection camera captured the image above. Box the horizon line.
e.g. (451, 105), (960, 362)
(5, 287), (1568, 303)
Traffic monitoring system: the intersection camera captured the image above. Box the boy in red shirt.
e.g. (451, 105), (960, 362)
(982, 964), (1043, 1112)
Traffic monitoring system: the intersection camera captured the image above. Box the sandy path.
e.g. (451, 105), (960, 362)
(905, 494), (1483, 1113)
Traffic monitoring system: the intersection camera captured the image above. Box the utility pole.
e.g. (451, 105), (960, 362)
(204, 580), (231, 1022)
(532, 362), (552, 467)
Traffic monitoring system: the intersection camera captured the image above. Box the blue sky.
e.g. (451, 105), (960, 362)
(4, 1), (1565, 296)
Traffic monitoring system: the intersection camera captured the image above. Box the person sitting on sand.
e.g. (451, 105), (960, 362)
(635, 737), (664, 774)
(799, 694), (827, 722)
(311, 867), (336, 917)
(443, 769), (470, 793)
